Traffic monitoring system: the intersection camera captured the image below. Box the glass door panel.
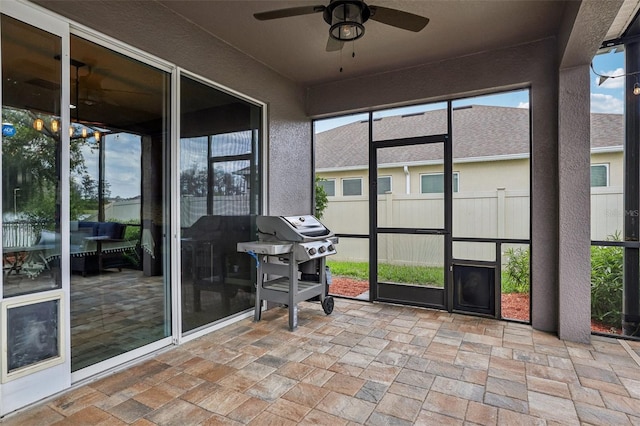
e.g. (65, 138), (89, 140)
(2, 15), (62, 297)
(180, 75), (261, 334)
(68, 35), (170, 372)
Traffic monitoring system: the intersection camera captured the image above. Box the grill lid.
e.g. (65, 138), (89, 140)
(257, 215), (332, 242)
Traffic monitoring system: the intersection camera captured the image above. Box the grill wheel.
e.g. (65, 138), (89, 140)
(322, 296), (334, 315)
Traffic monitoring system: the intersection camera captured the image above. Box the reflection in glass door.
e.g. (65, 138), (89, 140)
(2, 15), (63, 297)
(68, 35), (171, 372)
(374, 137), (450, 309)
(180, 75), (261, 334)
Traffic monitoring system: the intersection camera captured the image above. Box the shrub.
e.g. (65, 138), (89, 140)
(315, 176), (328, 219)
(590, 233), (623, 329)
(503, 247), (530, 293)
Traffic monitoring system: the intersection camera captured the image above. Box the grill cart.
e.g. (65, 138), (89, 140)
(237, 215), (337, 330)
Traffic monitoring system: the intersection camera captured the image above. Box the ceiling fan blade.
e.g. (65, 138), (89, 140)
(254, 5), (325, 21)
(326, 37), (344, 52)
(368, 6), (429, 32)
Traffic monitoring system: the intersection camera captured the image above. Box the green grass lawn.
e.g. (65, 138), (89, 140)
(328, 260), (530, 294)
(327, 260), (444, 287)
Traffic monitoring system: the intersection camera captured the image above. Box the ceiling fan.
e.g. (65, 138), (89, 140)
(254, 0), (429, 51)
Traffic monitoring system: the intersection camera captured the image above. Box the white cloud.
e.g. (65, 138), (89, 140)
(594, 67), (625, 89)
(591, 93), (624, 114)
(517, 102), (529, 109)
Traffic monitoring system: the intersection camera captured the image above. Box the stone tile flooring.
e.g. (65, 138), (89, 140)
(3, 298), (640, 425)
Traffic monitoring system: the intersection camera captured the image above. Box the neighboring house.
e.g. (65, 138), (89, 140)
(316, 105), (623, 198)
(316, 105), (623, 259)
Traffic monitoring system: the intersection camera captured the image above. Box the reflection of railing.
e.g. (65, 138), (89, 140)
(2, 221), (51, 248)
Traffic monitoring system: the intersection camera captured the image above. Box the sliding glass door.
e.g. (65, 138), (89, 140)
(68, 35), (171, 372)
(180, 75), (261, 334)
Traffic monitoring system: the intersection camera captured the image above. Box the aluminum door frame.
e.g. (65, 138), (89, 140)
(368, 105), (453, 310)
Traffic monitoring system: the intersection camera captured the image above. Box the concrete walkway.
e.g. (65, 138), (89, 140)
(3, 298), (640, 425)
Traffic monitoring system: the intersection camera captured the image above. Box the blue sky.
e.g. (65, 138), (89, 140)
(591, 49), (625, 114)
(315, 49), (626, 133)
(74, 132), (142, 199)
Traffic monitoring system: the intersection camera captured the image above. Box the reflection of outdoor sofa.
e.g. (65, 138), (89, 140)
(70, 221), (136, 276)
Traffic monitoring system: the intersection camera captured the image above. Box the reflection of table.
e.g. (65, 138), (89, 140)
(84, 236), (125, 272)
(3, 245), (55, 278)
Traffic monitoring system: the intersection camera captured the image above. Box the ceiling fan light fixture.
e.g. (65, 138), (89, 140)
(330, 21), (364, 41)
(329, 1), (365, 41)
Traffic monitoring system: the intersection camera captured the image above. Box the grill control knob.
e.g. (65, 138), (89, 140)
(308, 247), (317, 255)
(327, 244), (335, 252)
(318, 246), (326, 254)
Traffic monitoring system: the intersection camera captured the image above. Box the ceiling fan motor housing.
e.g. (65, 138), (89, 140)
(324, 0), (370, 41)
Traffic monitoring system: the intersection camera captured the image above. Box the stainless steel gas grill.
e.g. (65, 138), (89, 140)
(237, 215), (337, 330)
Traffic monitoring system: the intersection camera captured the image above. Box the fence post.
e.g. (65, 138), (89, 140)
(497, 188), (506, 238)
(385, 193), (393, 262)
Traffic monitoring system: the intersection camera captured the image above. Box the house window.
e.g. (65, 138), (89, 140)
(318, 179), (335, 196)
(590, 164), (609, 187)
(421, 172), (459, 193)
(377, 176), (392, 194)
(342, 178), (362, 196)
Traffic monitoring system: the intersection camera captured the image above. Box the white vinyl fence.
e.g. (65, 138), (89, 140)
(321, 188), (623, 266)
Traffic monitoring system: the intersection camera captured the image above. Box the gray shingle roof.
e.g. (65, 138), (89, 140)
(315, 105), (622, 169)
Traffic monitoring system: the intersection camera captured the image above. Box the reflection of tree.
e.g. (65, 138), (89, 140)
(213, 167), (244, 195)
(78, 174), (110, 203)
(68, 175), (111, 218)
(180, 166), (245, 197)
(180, 166), (207, 196)
(2, 108), (88, 221)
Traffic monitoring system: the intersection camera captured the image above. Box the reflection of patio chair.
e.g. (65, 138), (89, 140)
(3, 230), (58, 279)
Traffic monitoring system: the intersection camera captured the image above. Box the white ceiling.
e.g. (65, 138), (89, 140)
(157, 0), (573, 86)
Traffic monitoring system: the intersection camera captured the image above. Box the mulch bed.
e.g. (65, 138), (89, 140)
(329, 276), (619, 334)
(329, 277), (369, 297)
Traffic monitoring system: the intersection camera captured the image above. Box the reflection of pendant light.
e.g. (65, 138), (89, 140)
(81, 127), (87, 138)
(51, 119), (59, 133)
(94, 131), (100, 141)
(33, 118), (44, 131)
(69, 126), (74, 137)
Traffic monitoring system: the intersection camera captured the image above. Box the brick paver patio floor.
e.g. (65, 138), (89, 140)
(3, 298), (640, 425)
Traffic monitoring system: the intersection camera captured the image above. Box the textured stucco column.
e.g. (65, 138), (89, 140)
(557, 65), (591, 343)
